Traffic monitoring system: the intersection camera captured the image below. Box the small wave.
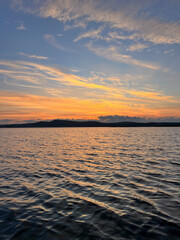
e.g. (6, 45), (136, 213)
(0, 127), (180, 239)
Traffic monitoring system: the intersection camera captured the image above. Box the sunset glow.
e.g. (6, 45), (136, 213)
(0, 0), (180, 123)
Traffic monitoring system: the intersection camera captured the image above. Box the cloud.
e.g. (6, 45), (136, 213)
(0, 119), (37, 125)
(18, 52), (48, 60)
(86, 42), (160, 70)
(64, 19), (88, 30)
(0, 59), (179, 122)
(127, 43), (148, 52)
(74, 26), (104, 42)
(43, 34), (66, 51)
(0, 60), (111, 92)
(0, 60), (178, 110)
(70, 68), (80, 73)
(12, 0), (180, 45)
(16, 22), (27, 30)
(57, 33), (63, 37)
(108, 32), (139, 41)
(98, 115), (180, 123)
(164, 49), (174, 55)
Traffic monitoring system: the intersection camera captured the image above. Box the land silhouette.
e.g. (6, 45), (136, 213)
(0, 119), (180, 128)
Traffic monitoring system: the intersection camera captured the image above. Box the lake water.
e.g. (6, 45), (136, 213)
(0, 127), (179, 240)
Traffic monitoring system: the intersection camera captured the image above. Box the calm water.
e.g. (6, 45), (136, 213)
(0, 127), (179, 240)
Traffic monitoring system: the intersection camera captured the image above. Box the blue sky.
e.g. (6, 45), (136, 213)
(0, 0), (180, 123)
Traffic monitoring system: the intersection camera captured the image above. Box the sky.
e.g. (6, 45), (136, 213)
(0, 0), (180, 124)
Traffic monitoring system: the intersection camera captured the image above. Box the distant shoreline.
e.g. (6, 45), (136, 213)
(0, 119), (180, 128)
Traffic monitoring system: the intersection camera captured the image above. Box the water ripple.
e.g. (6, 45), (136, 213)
(0, 127), (179, 239)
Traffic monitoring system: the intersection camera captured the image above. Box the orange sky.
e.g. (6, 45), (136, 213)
(1, 88), (180, 123)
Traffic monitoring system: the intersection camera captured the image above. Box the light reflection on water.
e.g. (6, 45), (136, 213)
(0, 127), (179, 239)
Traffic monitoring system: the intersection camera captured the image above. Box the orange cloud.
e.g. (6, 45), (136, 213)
(0, 60), (178, 104)
(0, 60), (179, 123)
(126, 89), (178, 103)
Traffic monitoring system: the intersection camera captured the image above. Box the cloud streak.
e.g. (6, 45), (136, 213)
(87, 42), (160, 70)
(18, 52), (48, 60)
(74, 27), (104, 42)
(0, 60), (111, 91)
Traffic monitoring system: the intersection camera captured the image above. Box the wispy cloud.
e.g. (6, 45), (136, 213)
(12, 0), (180, 44)
(0, 60), (178, 105)
(86, 42), (160, 70)
(70, 68), (80, 73)
(74, 27), (103, 42)
(164, 49), (174, 55)
(0, 60), (179, 121)
(108, 32), (139, 41)
(0, 60), (110, 91)
(127, 43), (148, 52)
(57, 33), (63, 37)
(16, 22), (27, 30)
(43, 34), (66, 51)
(64, 19), (88, 31)
(18, 52), (48, 60)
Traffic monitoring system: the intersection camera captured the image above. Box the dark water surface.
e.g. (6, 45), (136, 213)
(0, 127), (179, 240)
